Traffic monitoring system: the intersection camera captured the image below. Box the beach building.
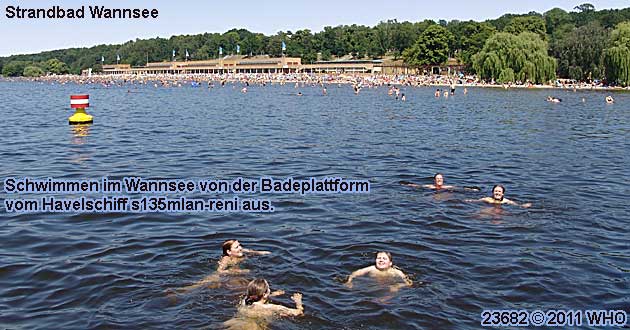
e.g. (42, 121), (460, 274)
(100, 55), (464, 76)
(103, 56), (301, 75)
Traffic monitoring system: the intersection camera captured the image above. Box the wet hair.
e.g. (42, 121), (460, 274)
(222, 240), (237, 256)
(375, 251), (393, 263)
(434, 173), (443, 180)
(244, 278), (269, 305)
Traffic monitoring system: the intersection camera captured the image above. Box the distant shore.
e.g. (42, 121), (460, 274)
(2, 73), (629, 91)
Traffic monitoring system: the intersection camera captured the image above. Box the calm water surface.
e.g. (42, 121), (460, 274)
(0, 80), (628, 329)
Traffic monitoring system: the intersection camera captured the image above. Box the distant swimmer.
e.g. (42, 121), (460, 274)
(606, 96), (614, 104)
(176, 240), (270, 293)
(223, 278), (303, 330)
(323, 87), (327, 95)
(297, 92), (303, 96)
(241, 87), (247, 93)
(450, 83), (455, 95)
(345, 251), (413, 292)
(468, 185), (532, 208)
(547, 96), (561, 103)
(401, 93), (406, 101)
(443, 90), (449, 98)
(435, 89), (441, 97)
(401, 173), (479, 191)
(463, 87), (468, 95)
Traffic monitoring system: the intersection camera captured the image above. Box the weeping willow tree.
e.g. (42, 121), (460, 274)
(472, 32), (556, 84)
(604, 22), (630, 86)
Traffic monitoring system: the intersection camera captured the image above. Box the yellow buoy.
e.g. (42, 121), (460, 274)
(69, 94), (93, 124)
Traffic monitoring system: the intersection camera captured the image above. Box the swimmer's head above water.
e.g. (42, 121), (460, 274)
(375, 251), (393, 270)
(222, 239), (244, 258)
(434, 173), (444, 188)
(492, 185), (505, 201)
(245, 278), (271, 305)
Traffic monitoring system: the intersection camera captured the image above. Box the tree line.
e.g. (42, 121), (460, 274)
(1, 4), (630, 86)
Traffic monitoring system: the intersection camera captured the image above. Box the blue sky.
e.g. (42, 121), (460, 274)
(1, 0), (628, 56)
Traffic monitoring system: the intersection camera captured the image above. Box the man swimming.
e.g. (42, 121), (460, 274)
(546, 96), (561, 103)
(401, 173), (479, 191)
(345, 251), (413, 291)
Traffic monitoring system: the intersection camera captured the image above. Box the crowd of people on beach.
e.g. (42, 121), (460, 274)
(4, 72), (628, 93)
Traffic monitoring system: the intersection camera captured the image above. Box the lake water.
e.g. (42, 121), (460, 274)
(1, 80), (628, 329)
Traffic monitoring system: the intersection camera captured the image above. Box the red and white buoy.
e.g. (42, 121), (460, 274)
(69, 94), (93, 124)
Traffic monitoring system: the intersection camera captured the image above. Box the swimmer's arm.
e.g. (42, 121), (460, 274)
(399, 181), (421, 188)
(393, 268), (413, 286)
(346, 266), (374, 287)
(269, 290), (285, 297)
(243, 248), (271, 255)
(478, 197), (496, 204)
(177, 272), (220, 293)
(268, 293), (304, 316)
(503, 199), (532, 208)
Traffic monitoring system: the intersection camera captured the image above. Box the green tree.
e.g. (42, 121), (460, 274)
(498, 68), (515, 83)
(472, 32), (556, 84)
(402, 25), (453, 68)
(44, 58), (70, 74)
(2, 60), (29, 76)
(504, 16), (547, 40)
(572, 3), (596, 26)
(544, 8), (573, 35)
(552, 22), (608, 80)
(604, 21), (630, 86)
(23, 66), (45, 77)
(456, 21), (497, 68)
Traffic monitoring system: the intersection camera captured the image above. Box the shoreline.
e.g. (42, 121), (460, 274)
(2, 73), (629, 91)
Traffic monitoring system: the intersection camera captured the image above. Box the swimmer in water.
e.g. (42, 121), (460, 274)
(468, 185), (532, 208)
(435, 89), (440, 97)
(223, 278), (303, 329)
(606, 95), (614, 104)
(401, 173), (480, 191)
(345, 251), (413, 291)
(177, 240), (270, 292)
(297, 92), (303, 96)
(546, 96), (561, 103)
